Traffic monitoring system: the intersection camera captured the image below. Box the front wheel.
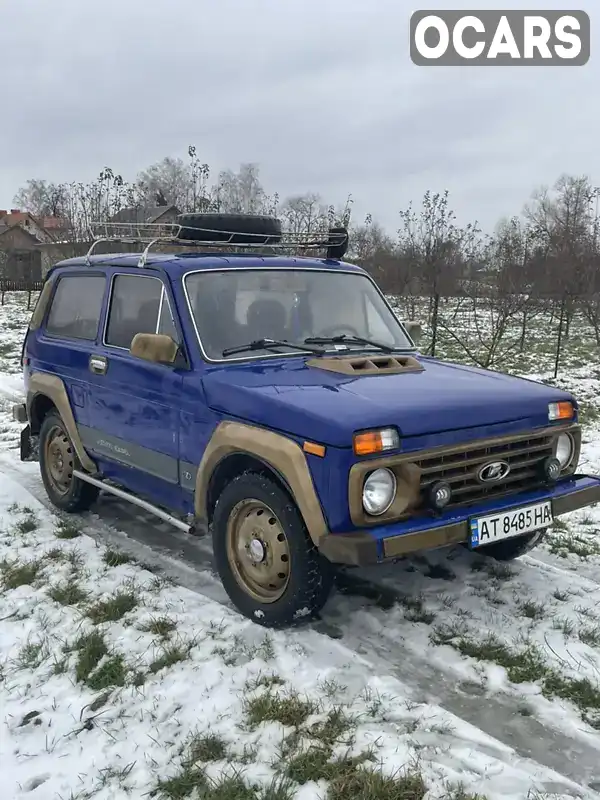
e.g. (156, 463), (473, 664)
(212, 472), (334, 627)
(477, 528), (547, 561)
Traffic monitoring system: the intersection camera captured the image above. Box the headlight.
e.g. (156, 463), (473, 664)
(555, 433), (574, 468)
(362, 468), (396, 515)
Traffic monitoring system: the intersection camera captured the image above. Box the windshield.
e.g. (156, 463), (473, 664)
(184, 268), (412, 360)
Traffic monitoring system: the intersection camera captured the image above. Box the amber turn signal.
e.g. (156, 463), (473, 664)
(353, 427), (400, 456)
(548, 401), (574, 422)
(303, 441), (326, 457)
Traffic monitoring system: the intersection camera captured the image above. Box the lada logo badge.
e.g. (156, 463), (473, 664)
(478, 460), (511, 483)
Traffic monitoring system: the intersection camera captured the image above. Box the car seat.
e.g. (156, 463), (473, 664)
(246, 298), (288, 342)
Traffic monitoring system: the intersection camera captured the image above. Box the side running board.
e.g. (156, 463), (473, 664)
(72, 470), (202, 535)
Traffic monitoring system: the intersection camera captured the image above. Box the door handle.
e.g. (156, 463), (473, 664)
(89, 355), (108, 375)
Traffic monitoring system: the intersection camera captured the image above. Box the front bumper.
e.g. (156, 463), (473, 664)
(319, 474), (600, 567)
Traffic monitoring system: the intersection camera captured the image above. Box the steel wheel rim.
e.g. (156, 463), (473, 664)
(44, 425), (74, 496)
(226, 499), (291, 603)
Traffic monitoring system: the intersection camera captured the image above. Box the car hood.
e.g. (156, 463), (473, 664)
(201, 355), (574, 448)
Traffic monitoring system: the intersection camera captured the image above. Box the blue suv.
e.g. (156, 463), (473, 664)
(12, 213), (600, 627)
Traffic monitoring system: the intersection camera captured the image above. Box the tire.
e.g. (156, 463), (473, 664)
(176, 213), (282, 244)
(39, 411), (99, 512)
(477, 528), (547, 561)
(212, 472), (334, 628)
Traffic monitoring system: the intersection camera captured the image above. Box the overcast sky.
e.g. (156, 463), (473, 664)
(0, 0), (597, 235)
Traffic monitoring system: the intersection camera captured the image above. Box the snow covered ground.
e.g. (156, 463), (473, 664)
(2, 292), (600, 799)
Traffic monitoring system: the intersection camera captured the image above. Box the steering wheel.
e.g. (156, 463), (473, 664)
(317, 324), (361, 338)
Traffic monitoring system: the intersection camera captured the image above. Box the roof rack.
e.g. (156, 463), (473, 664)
(85, 221), (349, 267)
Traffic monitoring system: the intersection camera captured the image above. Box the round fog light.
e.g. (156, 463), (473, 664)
(429, 480), (452, 510)
(541, 456), (561, 483)
(363, 468), (396, 516)
(555, 433), (574, 469)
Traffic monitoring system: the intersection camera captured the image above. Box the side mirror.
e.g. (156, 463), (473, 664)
(130, 333), (179, 365)
(404, 321), (422, 345)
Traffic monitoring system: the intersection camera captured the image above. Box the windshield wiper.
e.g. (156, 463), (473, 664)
(222, 338), (326, 357)
(304, 334), (395, 353)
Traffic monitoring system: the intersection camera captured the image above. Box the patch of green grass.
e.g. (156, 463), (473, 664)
(149, 643), (192, 674)
(542, 672), (600, 724)
(1, 559), (43, 590)
(87, 655), (127, 691)
(245, 690), (317, 729)
(283, 746), (419, 800)
(431, 628), (546, 684)
(86, 590), (139, 623)
(54, 521), (81, 539)
(399, 594), (436, 625)
(152, 766), (207, 799)
(547, 532), (600, 559)
(245, 673), (285, 693)
(258, 777), (296, 800)
(204, 773), (256, 800)
(328, 768), (426, 800)
(73, 631), (108, 683)
(481, 561), (515, 581)
(552, 617), (575, 637)
(518, 599), (546, 620)
(43, 547), (68, 563)
(578, 403), (600, 426)
(579, 625), (600, 648)
(309, 707), (355, 748)
(553, 588), (570, 602)
(103, 549), (134, 567)
(48, 581), (88, 606)
(188, 733), (229, 763)
(14, 514), (38, 534)
(284, 748), (369, 786)
(432, 625), (600, 727)
(15, 640), (47, 669)
(446, 786), (487, 800)
(139, 615), (178, 638)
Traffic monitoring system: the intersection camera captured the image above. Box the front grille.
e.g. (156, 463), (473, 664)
(415, 432), (555, 509)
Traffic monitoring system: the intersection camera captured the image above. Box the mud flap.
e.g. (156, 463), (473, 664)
(19, 426), (38, 462)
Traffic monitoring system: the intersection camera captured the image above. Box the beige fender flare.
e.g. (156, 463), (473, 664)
(195, 421), (329, 545)
(27, 372), (96, 474)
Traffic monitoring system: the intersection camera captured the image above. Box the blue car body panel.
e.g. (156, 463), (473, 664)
(21, 252), (600, 562)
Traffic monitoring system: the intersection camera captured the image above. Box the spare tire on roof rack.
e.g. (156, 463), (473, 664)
(175, 213), (282, 245)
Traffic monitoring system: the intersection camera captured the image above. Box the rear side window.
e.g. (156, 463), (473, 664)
(105, 274), (179, 350)
(45, 275), (106, 340)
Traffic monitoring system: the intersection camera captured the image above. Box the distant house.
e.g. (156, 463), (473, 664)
(108, 204), (180, 227)
(0, 209), (73, 279)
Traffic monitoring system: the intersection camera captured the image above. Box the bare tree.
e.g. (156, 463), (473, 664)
(13, 179), (69, 217)
(526, 174), (598, 376)
(398, 190), (479, 356)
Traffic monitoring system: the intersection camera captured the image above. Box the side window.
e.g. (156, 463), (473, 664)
(105, 274), (178, 349)
(45, 275), (106, 341)
(365, 294), (395, 345)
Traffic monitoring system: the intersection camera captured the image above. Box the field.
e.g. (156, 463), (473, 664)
(2, 292), (600, 799)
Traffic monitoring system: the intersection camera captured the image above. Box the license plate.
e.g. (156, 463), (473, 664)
(469, 501), (553, 548)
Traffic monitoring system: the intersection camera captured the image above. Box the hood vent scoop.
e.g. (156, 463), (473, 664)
(306, 354), (424, 376)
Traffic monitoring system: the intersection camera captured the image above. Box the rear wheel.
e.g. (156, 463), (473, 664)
(39, 412), (99, 512)
(212, 472), (334, 627)
(477, 528), (547, 561)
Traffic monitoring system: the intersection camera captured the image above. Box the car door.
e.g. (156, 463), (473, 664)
(31, 270), (108, 429)
(82, 269), (187, 510)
